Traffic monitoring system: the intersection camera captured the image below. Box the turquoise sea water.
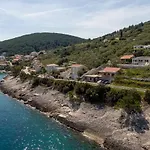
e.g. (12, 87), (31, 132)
(0, 74), (101, 150)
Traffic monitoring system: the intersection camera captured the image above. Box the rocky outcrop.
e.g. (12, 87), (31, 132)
(1, 76), (150, 150)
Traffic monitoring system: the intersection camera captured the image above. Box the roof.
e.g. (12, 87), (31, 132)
(57, 67), (66, 70)
(84, 75), (102, 78)
(71, 64), (84, 67)
(120, 55), (134, 60)
(47, 64), (59, 67)
(99, 67), (121, 73)
(13, 59), (20, 62)
(133, 56), (150, 59)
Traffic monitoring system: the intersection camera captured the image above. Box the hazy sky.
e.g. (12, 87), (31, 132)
(0, 0), (150, 41)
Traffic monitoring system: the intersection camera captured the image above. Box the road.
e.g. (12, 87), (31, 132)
(48, 78), (147, 93)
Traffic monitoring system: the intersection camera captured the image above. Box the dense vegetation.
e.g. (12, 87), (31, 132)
(0, 33), (85, 55)
(31, 77), (142, 112)
(40, 21), (150, 68)
(144, 90), (150, 104)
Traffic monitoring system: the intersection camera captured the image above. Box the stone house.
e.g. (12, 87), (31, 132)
(99, 67), (121, 82)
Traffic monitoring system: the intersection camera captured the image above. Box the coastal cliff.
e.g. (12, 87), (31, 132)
(1, 76), (150, 150)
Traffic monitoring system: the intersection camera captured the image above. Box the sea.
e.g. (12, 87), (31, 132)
(0, 74), (102, 150)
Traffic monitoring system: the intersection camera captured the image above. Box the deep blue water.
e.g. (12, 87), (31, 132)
(0, 74), (101, 150)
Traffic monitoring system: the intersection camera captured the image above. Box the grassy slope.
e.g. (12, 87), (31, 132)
(41, 21), (150, 69)
(0, 33), (85, 55)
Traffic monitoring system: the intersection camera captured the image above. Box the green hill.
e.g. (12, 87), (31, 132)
(0, 33), (85, 55)
(41, 21), (150, 68)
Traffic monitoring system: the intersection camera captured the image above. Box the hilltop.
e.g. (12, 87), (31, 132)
(0, 33), (85, 55)
(41, 21), (150, 68)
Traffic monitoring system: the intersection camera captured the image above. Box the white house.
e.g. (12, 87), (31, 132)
(134, 45), (150, 50)
(132, 56), (150, 66)
(143, 45), (150, 49)
(133, 45), (144, 50)
(46, 64), (59, 73)
(24, 55), (31, 61)
(30, 52), (38, 57)
(0, 56), (5, 61)
(70, 64), (85, 80)
(32, 59), (43, 72)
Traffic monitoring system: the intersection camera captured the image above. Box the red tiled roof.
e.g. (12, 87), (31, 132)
(120, 55), (134, 60)
(13, 59), (20, 62)
(99, 67), (121, 73)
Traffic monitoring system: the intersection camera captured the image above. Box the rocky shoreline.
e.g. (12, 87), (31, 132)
(1, 76), (150, 150)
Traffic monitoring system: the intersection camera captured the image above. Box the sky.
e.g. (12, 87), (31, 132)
(0, 0), (150, 41)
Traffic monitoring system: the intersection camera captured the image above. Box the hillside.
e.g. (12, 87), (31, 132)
(0, 33), (85, 55)
(40, 21), (150, 68)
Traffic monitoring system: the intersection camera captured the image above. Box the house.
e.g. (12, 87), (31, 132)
(30, 52), (38, 57)
(132, 56), (150, 66)
(24, 55), (32, 61)
(120, 55), (134, 64)
(32, 59), (43, 72)
(46, 64), (59, 73)
(134, 45), (150, 50)
(57, 67), (66, 72)
(12, 55), (23, 63)
(38, 50), (46, 55)
(99, 67), (121, 82)
(14, 55), (23, 60)
(143, 45), (150, 49)
(70, 64), (85, 80)
(0, 56), (6, 61)
(133, 45), (144, 50)
(0, 63), (7, 70)
(82, 75), (102, 82)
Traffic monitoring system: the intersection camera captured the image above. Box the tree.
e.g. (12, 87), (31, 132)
(144, 90), (150, 104)
(116, 90), (141, 113)
(11, 65), (23, 77)
(77, 67), (87, 77)
(120, 30), (123, 39)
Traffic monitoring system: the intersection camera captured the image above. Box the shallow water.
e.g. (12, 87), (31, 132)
(0, 74), (102, 150)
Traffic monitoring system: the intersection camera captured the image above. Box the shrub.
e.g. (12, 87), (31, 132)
(144, 90), (150, 104)
(116, 89), (141, 113)
(75, 83), (109, 104)
(32, 77), (41, 88)
(11, 65), (23, 77)
(85, 85), (107, 103)
(20, 72), (31, 82)
(106, 89), (125, 106)
(53, 80), (76, 93)
(74, 83), (91, 95)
